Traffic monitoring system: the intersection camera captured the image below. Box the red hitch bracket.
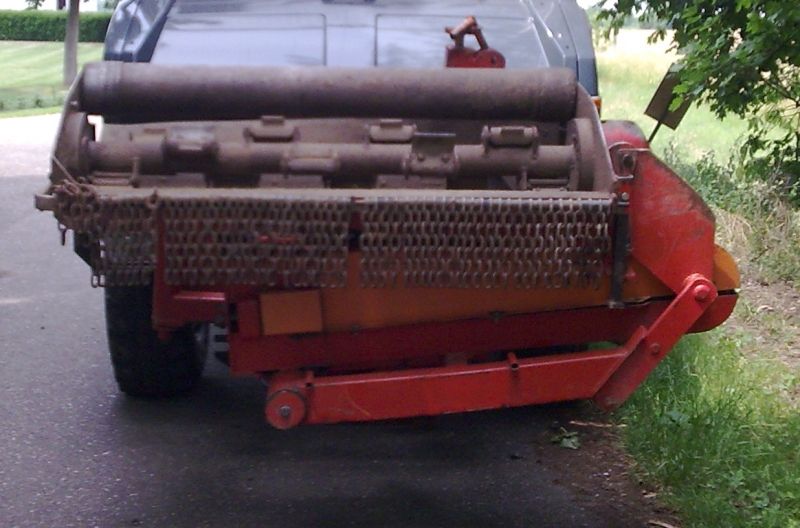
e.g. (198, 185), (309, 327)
(445, 16), (506, 69)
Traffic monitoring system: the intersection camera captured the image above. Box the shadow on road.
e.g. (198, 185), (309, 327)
(107, 361), (601, 527)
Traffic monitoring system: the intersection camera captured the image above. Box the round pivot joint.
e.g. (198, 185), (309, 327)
(265, 389), (307, 429)
(693, 284), (713, 302)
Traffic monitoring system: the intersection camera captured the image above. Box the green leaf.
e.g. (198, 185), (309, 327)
(550, 428), (581, 450)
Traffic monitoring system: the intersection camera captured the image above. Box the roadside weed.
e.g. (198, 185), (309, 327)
(619, 334), (800, 527)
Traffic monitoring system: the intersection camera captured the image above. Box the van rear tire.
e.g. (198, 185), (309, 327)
(105, 286), (207, 397)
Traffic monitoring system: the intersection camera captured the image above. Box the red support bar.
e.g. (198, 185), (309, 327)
(153, 276), (227, 332)
(261, 275), (718, 428)
(264, 332), (644, 428)
(151, 215), (227, 331)
(594, 274), (717, 409)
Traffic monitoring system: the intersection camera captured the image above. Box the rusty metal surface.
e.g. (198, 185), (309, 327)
(47, 63), (615, 193)
(161, 196), (351, 288)
(40, 62), (620, 290)
(85, 131), (582, 189)
(79, 62), (577, 123)
(359, 195), (612, 288)
(50, 185), (613, 289)
(51, 181), (155, 286)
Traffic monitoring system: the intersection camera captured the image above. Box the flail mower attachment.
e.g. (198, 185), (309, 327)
(36, 62), (738, 428)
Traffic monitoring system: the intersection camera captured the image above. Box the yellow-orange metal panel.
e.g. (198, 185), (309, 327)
(260, 290), (323, 336)
(259, 248), (737, 336)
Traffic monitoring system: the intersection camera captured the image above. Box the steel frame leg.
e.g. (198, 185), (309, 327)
(262, 274), (717, 429)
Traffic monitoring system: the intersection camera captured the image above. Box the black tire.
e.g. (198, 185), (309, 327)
(105, 285), (207, 397)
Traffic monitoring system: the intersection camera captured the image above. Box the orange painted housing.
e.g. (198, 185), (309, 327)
(258, 246), (739, 336)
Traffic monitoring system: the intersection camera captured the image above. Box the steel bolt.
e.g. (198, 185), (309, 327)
(621, 153), (636, 171)
(279, 405), (292, 419)
(620, 192), (630, 202)
(693, 284), (712, 302)
(648, 343), (661, 357)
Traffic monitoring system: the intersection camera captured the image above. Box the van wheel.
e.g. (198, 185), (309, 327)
(105, 286), (207, 397)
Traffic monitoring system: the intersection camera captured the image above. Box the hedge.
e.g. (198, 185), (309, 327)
(0, 10), (112, 42)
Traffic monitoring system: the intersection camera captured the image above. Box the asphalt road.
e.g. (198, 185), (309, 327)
(0, 115), (654, 528)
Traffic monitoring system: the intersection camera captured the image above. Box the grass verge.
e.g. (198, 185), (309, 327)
(617, 333), (800, 527)
(0, 41), (103, 113)
(0, 105), (61, 118)
(600, 29), (800, 527)
(629, 148), (800, 526)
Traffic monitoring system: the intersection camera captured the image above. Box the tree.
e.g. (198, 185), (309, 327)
(64, 0), (80, 86)
(598, 1), (800, 200)
(26, 0), (82, 86)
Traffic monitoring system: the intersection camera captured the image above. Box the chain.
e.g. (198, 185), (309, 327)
(52, 183), (155, 286)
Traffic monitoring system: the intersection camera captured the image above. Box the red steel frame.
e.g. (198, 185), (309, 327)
(261, 273), (719, 429)
(149, 125), (736, 429)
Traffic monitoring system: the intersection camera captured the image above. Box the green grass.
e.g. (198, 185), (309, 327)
(0, 41), (102, 114)
(601, 30), (800, 527)
(617, 333), (800, 527)
(596, 30), (749, 160)
(0, 105), (61, 118)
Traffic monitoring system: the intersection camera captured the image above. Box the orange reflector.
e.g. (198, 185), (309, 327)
(592, 96), (602, 117)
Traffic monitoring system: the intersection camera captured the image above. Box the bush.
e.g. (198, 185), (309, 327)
(0, 10), (111, 42)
